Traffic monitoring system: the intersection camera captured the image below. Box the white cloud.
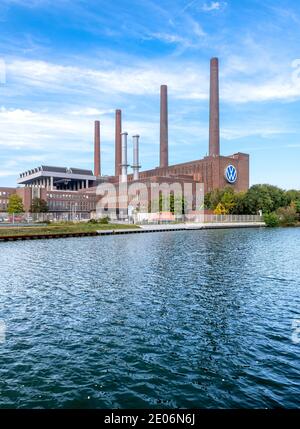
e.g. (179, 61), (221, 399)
(0, 106), (160, 152)
(6, 55), (300, 104)
(222, 78), (300, 103)
(6, 58), (209, 99)
(146, 32), (194, 47)
(202, 1), (227, 12)
(70, 108), (115, 117)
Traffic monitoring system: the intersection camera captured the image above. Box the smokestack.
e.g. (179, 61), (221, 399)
(209, 58), (220, 157)
(132, 135), (141, 181)
(94, 120), (101, 177)
(160, 84), (168, 168)
(121, 132), (128, 183)
(115, 109), (122, 176)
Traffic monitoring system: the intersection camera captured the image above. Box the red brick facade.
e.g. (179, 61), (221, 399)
(127, 153), (249, 194)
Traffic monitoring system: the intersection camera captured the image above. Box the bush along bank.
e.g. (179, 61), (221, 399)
(204, 184), (300, 227)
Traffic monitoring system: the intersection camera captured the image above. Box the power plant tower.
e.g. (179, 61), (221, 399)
(160, 84), (168, 168)
(115, 109), (122, 176)
(121, 132), (129, 183)
(209, 57), (220, 157)
(132, 135), (141, 181)
(94, 120), (101, 177)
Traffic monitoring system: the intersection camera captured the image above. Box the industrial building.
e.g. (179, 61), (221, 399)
(0, 58), (249, 218)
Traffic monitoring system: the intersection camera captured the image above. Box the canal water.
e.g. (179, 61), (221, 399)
(0, 228), (299, 408)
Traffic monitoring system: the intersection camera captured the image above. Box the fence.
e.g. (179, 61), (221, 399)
(192, 214), (263, 223)
(0, 212), (91, 225)
(134, 213), (263, 225)
(0, 212), (264, 226)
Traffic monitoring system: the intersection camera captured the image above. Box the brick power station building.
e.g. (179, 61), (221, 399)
(0, 58), (249, 217)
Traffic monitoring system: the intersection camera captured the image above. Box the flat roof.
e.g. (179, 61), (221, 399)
(19, 166), (94, 178)
(17, 165), (96, 184)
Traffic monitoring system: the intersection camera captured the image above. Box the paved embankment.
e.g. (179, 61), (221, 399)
(0, 222), (265, 241)
(97, 222), (266, 236)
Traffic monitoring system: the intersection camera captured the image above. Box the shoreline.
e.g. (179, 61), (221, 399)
(0, 222), (266, 242)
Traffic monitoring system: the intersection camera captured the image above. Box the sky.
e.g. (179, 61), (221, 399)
(0, 0), (300, 189)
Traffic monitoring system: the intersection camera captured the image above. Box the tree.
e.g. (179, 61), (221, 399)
(7, 194), (24, 214)
(263, 213), (280, 227)
(276, 206), (298, 226)
(214, 203), (228, 215)
(205, 186), (236, 211)
(30, 198), (48, 213)
(242, 184), (288, 214)
(293, 200), (300, 214)
(286, 190), (300, 205)
(231, 192), (247, 215)
(205, 188), (223, 210)
(155, 193), (186, 214)
(205, 185), (300, 218)
(220, 190), (236, 214)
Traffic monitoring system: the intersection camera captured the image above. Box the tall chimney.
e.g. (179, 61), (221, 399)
(121, 132), (128, 183)
(94, 120), (101, 177)
(115, 109), (122, 176)
(132, 135), (141, 181)
(160, 84), (168, 168)
(209, 57), (220, 157)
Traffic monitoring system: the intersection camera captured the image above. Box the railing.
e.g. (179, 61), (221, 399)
(0, 212), (91, 225)
(0, 212), (264, 226)
(134, 213), (263, 225)
(194, 214), (263, 223)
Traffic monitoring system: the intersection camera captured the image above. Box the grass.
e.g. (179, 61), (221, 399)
(0, 222), (139, 238)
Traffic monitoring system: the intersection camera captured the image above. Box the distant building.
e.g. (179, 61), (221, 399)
(0, 188), (16, 212)
(0, 58), (249, 218)
(17, 166), (96, 190)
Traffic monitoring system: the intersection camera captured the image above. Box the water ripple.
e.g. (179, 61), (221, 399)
(0, 228), (300, 408)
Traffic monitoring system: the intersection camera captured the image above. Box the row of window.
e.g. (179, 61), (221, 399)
(48, 201), (95, 210)
(0, 192), (10, 197)
(47, 193), (94, 200)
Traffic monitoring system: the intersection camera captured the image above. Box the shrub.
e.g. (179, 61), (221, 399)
(276, 206), (298, 226)
(263, 212), (280, 227)
(98, 216), (109, 224)
(88, 217), (109, 224)
(214, 203), (228, 215)
(88, 219), (98, 224)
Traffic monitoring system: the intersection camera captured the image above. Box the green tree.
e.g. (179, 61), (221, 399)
(293, 200), (300, 214)
(220, 190), (236, 214)
(286, 189), (300, 205)
(205, 185), (300, 218)
(204, 188), (222, 210)
(30, 198), (48, 213)
(7, 194), (24, 214)
(263, 212), (280, 227)
(157, 193), (186, 214)
(231, 192), (247, 215)
(243, 184), (288, 214)
(205, 187), (235, 211)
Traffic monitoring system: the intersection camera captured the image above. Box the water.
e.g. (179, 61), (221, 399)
(0, 228), (299, 408)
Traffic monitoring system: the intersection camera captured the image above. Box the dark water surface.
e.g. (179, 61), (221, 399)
(0, 228), (299, 408)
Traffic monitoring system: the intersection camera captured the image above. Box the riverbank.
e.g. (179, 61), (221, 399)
(0, 222), (139, 241)
(0, 221), (265, 241)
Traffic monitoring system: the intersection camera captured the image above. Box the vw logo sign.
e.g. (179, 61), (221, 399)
(225, 165), (237, 183)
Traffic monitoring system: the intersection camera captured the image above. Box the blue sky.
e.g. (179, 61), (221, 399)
(0, 0), (300, 189)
